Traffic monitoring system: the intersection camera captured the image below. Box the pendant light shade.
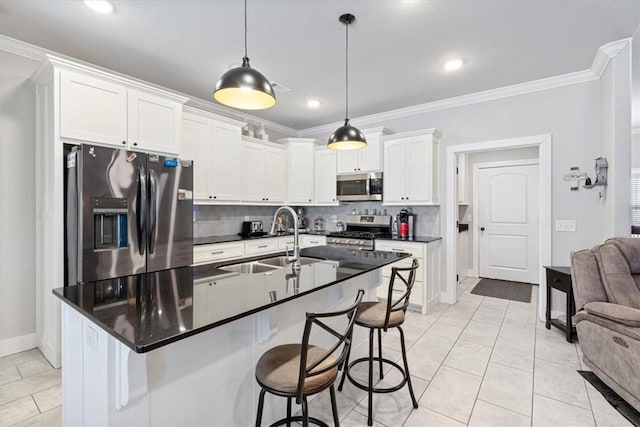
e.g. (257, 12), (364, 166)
(327, 119), (367, 150)
(213, 0), (276, 110)
(328, 13), (366, 150)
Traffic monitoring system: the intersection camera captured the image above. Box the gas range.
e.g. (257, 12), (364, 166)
(326, 215), (392, 251)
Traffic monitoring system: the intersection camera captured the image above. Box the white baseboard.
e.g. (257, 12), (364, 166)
(0, 333), (38, 357)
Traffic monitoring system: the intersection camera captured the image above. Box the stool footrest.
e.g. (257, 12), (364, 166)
(268, 415), (329, 427)
(345, 357), (408, 394)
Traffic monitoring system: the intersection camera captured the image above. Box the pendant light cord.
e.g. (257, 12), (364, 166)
(345, 19), (349, 121)
(244, 0), (248, 58)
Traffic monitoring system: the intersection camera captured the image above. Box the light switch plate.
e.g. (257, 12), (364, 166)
(555, 219), (576, 232)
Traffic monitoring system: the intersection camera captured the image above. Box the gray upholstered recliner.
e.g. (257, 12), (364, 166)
(571, 237), (640, 411)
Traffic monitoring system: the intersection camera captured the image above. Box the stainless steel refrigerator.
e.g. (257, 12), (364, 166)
(66, 144), (193, 285)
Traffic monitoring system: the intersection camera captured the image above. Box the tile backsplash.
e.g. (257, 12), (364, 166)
(193, 202), (440, 238)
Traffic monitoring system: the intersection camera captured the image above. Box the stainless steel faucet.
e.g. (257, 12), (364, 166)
(269, 206), (300, 270)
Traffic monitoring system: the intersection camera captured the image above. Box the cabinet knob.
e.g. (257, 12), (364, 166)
(401, 197), (405, 200)
(213, 196), (217, 199)
(133, 142), (138, 146)
(406, 197), (409, 200)
(209, 196), (212, 199)
(308, 199), (311, 202)
(121, 141), (126, 145)
(480, 227), (485, 231)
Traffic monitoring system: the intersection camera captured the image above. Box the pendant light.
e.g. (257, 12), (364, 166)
(328, 14), (367, 150)
(213, 0), (276, 110)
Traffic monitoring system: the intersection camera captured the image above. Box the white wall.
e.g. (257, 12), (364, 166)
(0, 50), (41, 354)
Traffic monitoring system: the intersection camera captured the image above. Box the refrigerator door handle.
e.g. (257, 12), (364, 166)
(137, 166), (147, 256)
(149, 170), (158, 254)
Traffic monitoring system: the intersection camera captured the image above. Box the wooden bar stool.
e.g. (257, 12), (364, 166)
(255, 289), (365, 427)
(338, 259), (419, 426)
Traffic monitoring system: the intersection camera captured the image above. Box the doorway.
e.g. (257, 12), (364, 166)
(474, 160), (540, 284)
(444, 134), (552, 321)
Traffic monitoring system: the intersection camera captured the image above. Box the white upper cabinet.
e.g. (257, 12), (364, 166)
(55, 63), (187, 155)
(315, 149), (337, 204)
(241, 138), (287, 204)
(336, 127), (392, 173)
(383, 129), (441, 205)
(127, 90), (182, 154)
(181, 113), (211, 201)
(60, 70), (127, 146)
(287, 141), (315, 204)
(182, 107), (244, 203)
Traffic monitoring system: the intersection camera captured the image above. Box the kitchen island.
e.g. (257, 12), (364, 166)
(53, 246), (409, 426)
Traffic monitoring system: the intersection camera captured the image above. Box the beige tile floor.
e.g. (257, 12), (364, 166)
(0, 277), (632, 426)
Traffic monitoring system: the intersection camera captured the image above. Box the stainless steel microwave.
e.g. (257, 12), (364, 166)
(336, 172), (383, 201)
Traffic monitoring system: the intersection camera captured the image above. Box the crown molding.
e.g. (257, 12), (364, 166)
(185, 97), (298, 137)
(299, 38), (631, 138)
(299, 69), (597, 137)
(0, 35), (48, 61)
(590, 38), (631, 78)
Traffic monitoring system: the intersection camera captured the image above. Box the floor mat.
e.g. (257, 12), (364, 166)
(578, 371), (640, 426)
(470, 278), (533, 303)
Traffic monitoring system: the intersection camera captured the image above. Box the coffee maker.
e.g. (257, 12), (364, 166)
(396, 209), (416, 238)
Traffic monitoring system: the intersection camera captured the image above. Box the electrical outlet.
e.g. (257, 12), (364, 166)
(555, 220), (576, 232)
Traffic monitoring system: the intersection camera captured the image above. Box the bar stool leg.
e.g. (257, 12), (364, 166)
(329, 384), (340, 427)
(301, 396), (310, 427)
(367, 328), (374, 426)
(286, 397), (292, 427)
(377, 329), (384, 380)
(398, 327), (418, 408)
(255, 388), (266, 427)
(338, 339), (352, 391)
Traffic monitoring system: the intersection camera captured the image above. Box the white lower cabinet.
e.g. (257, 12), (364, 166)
(193, 242), (245, 265)
(193, 235), (327, 266)
(193, 273), (241, 327)
(300, 235), (326, 248)
(374, 240), (441, 314)
(244, 238), (279, 256)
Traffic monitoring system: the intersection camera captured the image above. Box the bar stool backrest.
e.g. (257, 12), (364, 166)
(383, 259), (419, 331)
(296, 289), (365, 403)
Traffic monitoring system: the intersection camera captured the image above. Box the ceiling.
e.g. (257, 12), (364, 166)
(1, 1), (638, 130)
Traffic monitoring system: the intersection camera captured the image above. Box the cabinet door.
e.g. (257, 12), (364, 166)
(210, 121), (242, 201)
(288, 143), (315, 204)
(315, 149), (337, 204)
(406, 136), (431, 203)
(241, 142), (266, 202)
(181, 114), (211, 201)
(60, 70), (127, 146)
(127, 90), (181, 155)
(264, 148), (287, 203)
(383, 140), (406, 203)
(359, 132), (383, 172)
(336, 149), (359, 174)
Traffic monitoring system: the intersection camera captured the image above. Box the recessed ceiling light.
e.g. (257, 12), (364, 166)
(306, 99), (320, 109)
(444, 59), (464, 72)
(84, 0), (114, 14)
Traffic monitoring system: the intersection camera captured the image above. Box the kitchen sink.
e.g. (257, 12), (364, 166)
(219, 255), (323, 274)
(257, 256), (323, 267)
(219, 262), (280, 274)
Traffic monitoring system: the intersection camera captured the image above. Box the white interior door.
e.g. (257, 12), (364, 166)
(478, 163), (539, 283)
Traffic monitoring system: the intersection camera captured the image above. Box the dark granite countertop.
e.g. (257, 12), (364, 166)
(53, 246), (409, 353)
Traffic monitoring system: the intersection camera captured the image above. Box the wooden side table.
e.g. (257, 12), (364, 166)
(544, 266), (576, 342)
